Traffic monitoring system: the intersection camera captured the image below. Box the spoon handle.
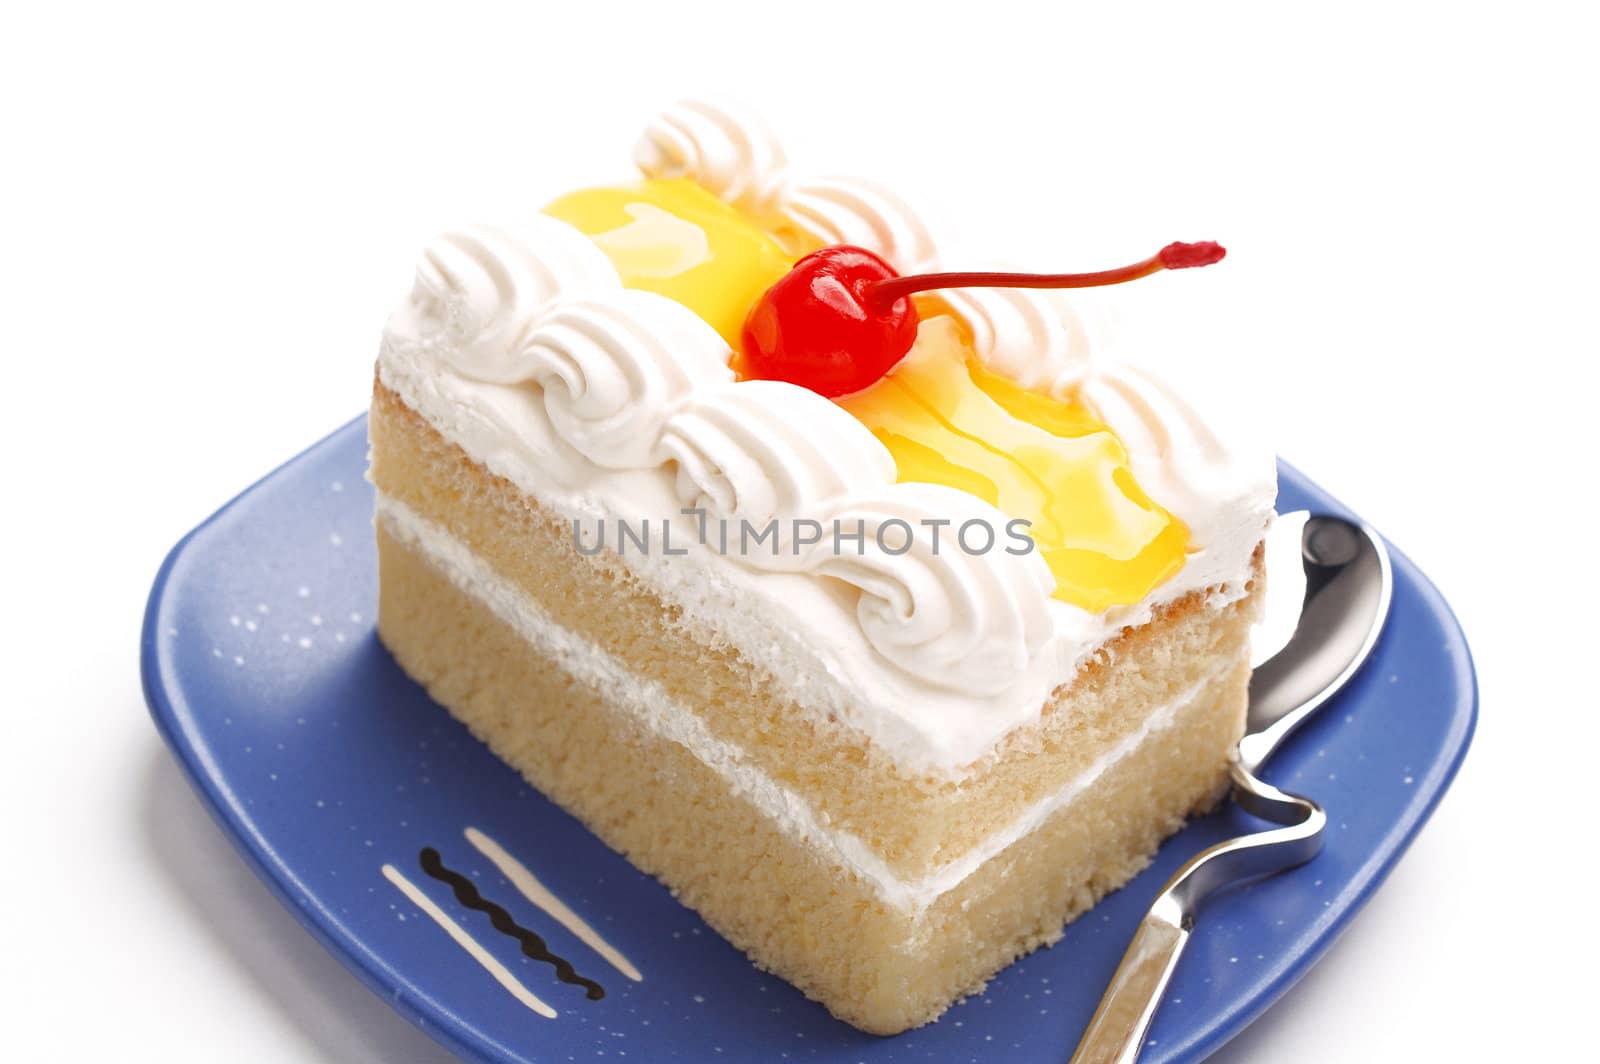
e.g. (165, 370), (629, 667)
(1069, 767), (1325, 1064)
(1069, 894), (1191, 1064)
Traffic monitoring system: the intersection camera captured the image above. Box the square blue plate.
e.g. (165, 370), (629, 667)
(142, 416), (1475, 1063)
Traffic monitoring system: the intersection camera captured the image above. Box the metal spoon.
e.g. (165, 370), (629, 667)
(1069, 513), (1392, 1064)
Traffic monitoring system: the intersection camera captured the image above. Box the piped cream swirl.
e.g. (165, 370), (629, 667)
(519, 291), (733, 469)
(939, 283), (1093, 392)
(1076, 364), (1276, 552)
(661, 380), (895, 546)
(385, 219), (620, 385)
(781, 176), (939, 274)
(636, 100), (791, 218)
(634, 104), (937, 273)
(808, 485), (1055, 696)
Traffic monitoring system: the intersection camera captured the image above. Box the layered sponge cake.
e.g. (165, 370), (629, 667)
(368, 100), (1276, 1035)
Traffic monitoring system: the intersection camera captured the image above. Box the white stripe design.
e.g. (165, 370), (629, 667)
(377, 495), (1224, 914)
(380, 863), (558, 1019)
(465, 826), (643, 982)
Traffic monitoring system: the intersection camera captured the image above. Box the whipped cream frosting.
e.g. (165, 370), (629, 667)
(374, 99), (1275, 774)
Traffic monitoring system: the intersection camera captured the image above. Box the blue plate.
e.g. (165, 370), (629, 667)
(142, 417), (1476, 1063)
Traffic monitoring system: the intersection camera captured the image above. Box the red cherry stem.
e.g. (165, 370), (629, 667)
(865, 241), (1226, 310)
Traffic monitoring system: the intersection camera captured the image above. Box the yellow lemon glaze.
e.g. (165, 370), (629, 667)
(542, 179), (795, 348)
(546, 183), (1185, 610)
(839, 316), (1189, 612)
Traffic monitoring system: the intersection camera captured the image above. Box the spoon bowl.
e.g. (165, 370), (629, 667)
(1241, 515), (1393, 774)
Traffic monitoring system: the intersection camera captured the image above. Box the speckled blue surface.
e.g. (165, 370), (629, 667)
(142, 416), (1475, 1064)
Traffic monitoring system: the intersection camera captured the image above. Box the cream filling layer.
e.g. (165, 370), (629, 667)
(377, 493), (1229, 915)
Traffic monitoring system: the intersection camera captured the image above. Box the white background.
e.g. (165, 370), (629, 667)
(4, 2), (1596, 1060)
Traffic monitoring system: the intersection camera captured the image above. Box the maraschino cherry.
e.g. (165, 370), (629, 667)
(740, 241), (1226, 398)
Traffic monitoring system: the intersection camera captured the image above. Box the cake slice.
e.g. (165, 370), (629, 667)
(369, 100), (1276, 1035)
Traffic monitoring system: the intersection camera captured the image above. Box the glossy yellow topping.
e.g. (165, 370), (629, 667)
(542, 178), (795, 349)
(545, 181), (1184, 610)
(839, 316), (1189, 612)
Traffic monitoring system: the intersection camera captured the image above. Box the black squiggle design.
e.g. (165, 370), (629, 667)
(419, 847), (605, 1000)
